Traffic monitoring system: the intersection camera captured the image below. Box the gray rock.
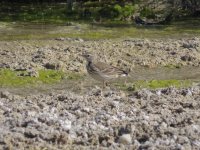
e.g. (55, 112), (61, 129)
(1, 91), (12, 99)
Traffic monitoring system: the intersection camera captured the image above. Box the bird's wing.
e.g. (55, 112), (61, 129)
(94, 62), (128, 76)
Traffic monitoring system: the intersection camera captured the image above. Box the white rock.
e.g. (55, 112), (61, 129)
(193, 140), (200, 147)
(134, 139), (141, 147)
(161, 122), (167, 128)
(118, 134), (132, 145)
(60, 119), (72, 130)
(156, 90), (161, 96)
(0, 101), (4, 106)
(142, 114), (150, 120)
(191, 124), (200, 132)
(28, 111), (37, 117)
(83, 107), (90, 113)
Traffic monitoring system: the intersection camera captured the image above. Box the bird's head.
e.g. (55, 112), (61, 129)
(81, 52), (93, 62)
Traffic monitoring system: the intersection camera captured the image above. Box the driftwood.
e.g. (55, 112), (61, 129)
(135, 13), (172, 25)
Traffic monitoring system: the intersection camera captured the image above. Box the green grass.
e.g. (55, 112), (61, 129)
(0, 69), (195, 89)
(1, 16), (200, 41)
(116, 79), (192, 91)
(1, 20), (200, 41)
(0, 69), (82, 87)
(164, 64), (181, 69)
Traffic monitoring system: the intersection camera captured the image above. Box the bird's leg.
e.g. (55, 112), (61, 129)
(105, 82), (108, 86)
(103, 81), (109, 89)
(103, 81), (105, 89)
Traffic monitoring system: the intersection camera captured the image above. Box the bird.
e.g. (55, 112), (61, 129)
(82, 52), (128, 88)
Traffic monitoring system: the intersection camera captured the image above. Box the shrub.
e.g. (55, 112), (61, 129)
(98, 4), (135, 20)
(122, 4), (135, 18)
(114, 4), (122, 15)
(140, 7), (156, 19)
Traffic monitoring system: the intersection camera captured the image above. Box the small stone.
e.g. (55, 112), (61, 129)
(118, 134), (132, 145)
(59, 119), (72, 131)
(76, 38), (84, 42)
(44, 62), (59, 70)
(55, 37), (65, 41)
(181, 89), (192, 96)
(82, 107), (90, 113)
(180, 55), (194, 61)
(193, 140), (200, 147)
(156, 90), (161, 96)
(133, 140), (141, 148)
(27, 111), (37, 117)
(24, 128), (39, 138)
(1, 91), (12, 99)
(109, 100), (119, 108)
(27, 69), (39, 77)
(160, 122), (167, 128)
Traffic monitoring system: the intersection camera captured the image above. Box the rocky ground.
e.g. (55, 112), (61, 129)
(0, 86), (200, 149)
(0, 37), (200, 74)
(0, 37), (200, 149)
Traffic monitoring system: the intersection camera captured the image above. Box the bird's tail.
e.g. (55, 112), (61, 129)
(121, 70), (129, 77)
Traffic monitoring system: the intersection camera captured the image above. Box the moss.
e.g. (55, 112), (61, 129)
(116, 79), (192, 91)
(64, 72), (84, 80)
(145, 80), (191, 89)
(0, 69), (82, 87)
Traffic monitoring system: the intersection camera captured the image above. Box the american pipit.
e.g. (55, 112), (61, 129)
(82, 53), (128, 88)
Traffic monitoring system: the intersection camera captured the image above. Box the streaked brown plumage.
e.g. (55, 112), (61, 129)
(82, 53), (128, 88)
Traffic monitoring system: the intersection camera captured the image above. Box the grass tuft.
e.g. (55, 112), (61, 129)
(0, 69), (82, 87)
(116, 79), (192, 91)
